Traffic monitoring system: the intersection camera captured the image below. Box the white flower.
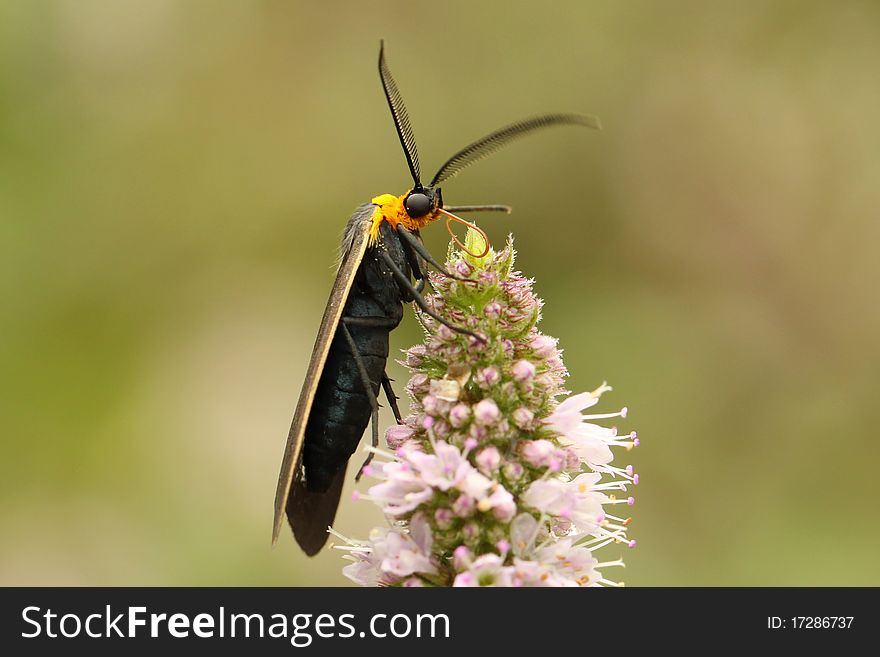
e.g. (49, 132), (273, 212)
(534, 538), (600, 586)
(406, 441), (472, 491)
(453, 554), (515, 587)
(478, 483), (517, 522)
(342, 555), (384, 587)
(546, 384), (632, 468)
(368, 461), (433, 515)
(545, 391), (602, 435)
(341, 516), (437, 586)
(522, 472), (606, 533)
(380, 515), (436, 577)
(511, 559), (576, 587)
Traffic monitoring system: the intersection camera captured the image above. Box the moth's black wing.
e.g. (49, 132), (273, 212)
(285, 468), (347, 556)
(272, 204), (374, 547)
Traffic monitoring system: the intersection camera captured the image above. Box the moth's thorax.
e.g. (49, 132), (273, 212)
(369, 192), (439, 244)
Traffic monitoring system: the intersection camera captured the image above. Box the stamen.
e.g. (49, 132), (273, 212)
(362, 445), (396, 460)
(582, 408), (628, 421)
(602, 512), (628, 523)
(594, 481), (629, 492)
(591, 464), (638, 482)
(590, 537), (621, 552)
(602, 496), (634, 505)
(327, 527), (364, 547)
(579, 530), (627, 550)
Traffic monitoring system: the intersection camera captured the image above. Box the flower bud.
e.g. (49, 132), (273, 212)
(512, 406), (534, 429)
(477, 366), (500, 388)
(529, 334), (557, 358)
(512, 359), (536, 382)
(448, 403), (471, 428)
(474, 399), (501, 426)
(475, 446), (501, 474)
(385, 424), (414, 450)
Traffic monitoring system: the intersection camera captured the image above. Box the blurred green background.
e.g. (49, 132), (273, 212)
(2, 1), (878, 586)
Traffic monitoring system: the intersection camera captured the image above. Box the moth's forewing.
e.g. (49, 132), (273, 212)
(286, 466), (347, 556)
(272, 204), (374, 544)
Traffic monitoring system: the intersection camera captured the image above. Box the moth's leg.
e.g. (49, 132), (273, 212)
(339, 322), (380, 481)
(395, 231), (426, 301)
(378, 250), (486, 343)
(381, 373), (403, 424)
(342, 317), (404, 424)
(397, 226), (449, 278)
(397, 226), (475, 284)
(397, 230), (424, 281)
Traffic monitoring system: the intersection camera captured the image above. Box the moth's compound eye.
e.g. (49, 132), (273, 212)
(404, 192), (432, 218)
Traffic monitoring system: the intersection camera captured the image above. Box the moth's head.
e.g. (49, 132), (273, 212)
(403, 185), (442, 220)
(396, 185), (444, 232)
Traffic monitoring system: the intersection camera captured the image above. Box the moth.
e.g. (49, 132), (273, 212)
(273, 42), (598, 555)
